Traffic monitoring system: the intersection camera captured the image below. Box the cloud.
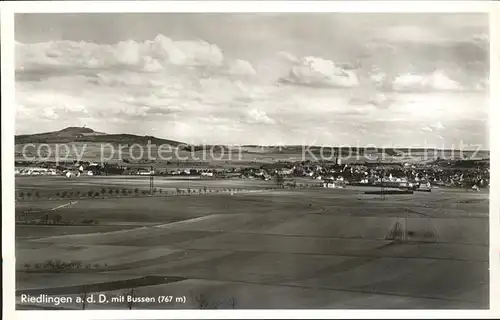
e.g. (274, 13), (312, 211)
(362, 30), (489, 93)
(16, 84), (91, 121)
(16, 35), (249, 78)
(277, 51), (300, 64)
(370, 71), (388, 86)
(391, 70), (463, 92)
(14, 32), (488, 147)
(246, 108), (276, 125)
(472, 34), (489, 49)
(349, 92), (395, 109)
(42, 109), (59, 120)
(278, 56), (359, 88)
(434, 121), (445, 130)
(142, 56), (164, 73)
(227, 59), (257, 76)
(377, 25), (449, 44)
(420, 121), (445, 133)
(149, 35), (224, 67)
(370, 93), (395, 108)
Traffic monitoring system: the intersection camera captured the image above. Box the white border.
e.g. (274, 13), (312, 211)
(489, 2), (500, 317)
(0, 1), (493, 13)
(2, 6), (17, 320)
(2, 1), (499, 319)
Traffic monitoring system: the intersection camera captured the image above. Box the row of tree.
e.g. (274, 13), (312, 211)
(17, 183), (322, 202)
(23, 260), (108, 271)
(17, 213), (65, 224)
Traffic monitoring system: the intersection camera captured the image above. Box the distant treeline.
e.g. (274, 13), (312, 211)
(178, 145), (236, 152)
(15, 183), (319, 202)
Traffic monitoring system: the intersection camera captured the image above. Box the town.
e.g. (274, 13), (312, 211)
(15, 154), (489, 194)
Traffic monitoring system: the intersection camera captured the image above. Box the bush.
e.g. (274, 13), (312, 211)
(29, 259), (91, 270)
(54, 214), (63, 224)
(192, 293), (237, 309)
(228, 297), (237, 308)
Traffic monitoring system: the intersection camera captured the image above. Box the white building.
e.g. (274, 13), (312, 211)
(16, 167), (57, 176)
(137, 170), (154, 175)
(323, 178), (346, 188)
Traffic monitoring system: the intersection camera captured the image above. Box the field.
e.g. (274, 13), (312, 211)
(15, 175), (276, 191)
(15, 176), (489, 309)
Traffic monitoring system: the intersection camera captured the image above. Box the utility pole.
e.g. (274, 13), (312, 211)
(403, 216), (407, 242)
(379, 158), (385, 200)
(149, 166), (154, 194)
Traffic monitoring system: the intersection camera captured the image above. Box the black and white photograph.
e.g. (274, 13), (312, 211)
(2, 1), (498, 315)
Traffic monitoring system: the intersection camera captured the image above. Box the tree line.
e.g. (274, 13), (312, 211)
(16, 183), (322, 201)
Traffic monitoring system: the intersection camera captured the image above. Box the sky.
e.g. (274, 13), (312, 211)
(14, 13), (489, 147)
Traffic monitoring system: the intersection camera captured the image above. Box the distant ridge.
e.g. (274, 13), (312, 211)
(15, 127), (185, 146)
(15, 127), (490, 154)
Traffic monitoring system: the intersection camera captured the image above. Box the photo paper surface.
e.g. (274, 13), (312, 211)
(2, 1), (499, 318)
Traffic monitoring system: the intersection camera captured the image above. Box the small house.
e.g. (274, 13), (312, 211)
(323, 178), (346, 189)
